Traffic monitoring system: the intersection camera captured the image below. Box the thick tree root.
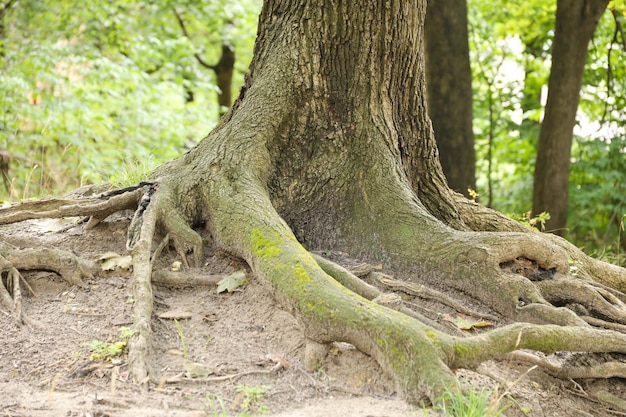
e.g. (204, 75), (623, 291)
(505, 351), (626, 380)
(151, 270), (225, 287)
(0, 256), (29, 325)
(0, 241), (98, 325)
(124, 187), (161, 384)
(3, 182), (626, 407)
(454, 195), (626, 326)
(312, 253), (456, 333)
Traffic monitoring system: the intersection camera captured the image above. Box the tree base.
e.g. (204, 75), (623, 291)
(2, 184), (626, 412)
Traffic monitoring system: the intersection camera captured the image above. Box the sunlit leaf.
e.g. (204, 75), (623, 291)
(217, 270), (247, 293)
(443, 314), (494, 331)
(98, 252), (133, 271)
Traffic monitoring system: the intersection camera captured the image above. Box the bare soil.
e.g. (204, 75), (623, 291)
(1, 214), (624, 417)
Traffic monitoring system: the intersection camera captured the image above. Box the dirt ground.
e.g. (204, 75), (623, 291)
(1, 213), (625, 417)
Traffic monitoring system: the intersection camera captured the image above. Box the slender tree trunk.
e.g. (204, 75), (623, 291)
(213, 44), (235, 116)
(424, 0), (476, 198)
(533, 0), (608, 235)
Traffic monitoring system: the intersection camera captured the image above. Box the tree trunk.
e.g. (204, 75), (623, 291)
(3, 0), (626, 407)
(533, 0), (608, 235)
(137, 0), (625, 400)
(213, 44), (235, 116)
(425, 0), (476, 198)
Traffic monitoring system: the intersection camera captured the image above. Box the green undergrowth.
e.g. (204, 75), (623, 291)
(85, 326), (134, 361)
(191, 384), (271, 417)
(427, 384), (510, 417)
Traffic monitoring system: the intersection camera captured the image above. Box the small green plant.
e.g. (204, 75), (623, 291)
(86, 326), (134, 361)
(202, 393), (229, 417)
(193, 388), (269, 417)
(618, 213), (625, 262)
(108, 157), (158, 188)
(235, 384), (271, 415)
(509, 211), (551, 232)
(174, 318), (188, 359)
(467, 188), (480, 202)
(437, 385), (508, 417)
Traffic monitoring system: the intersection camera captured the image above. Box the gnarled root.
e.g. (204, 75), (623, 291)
(0, 181), (205, 382)
(0, 241), (98, 325)
(193, 178), (626, 405)
(2, 178), (626, 407)
(0, 255), (29, 325)
(453, 195), (626, 328)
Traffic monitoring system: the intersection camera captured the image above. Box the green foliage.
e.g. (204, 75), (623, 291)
(469, 0), (626, 261)
(508, 211), (551, 232)
(174, 318), (188, 359)
(201, 393), (229, 417)
(194, 390), (268, 417)
(469, 0), (551, 210)
(437, 385), (509, 417)
(86, 326), (134, 361)
(235, 384), (270, 415)
(569, 135), (626, 265)
(0, 0), (261, 201)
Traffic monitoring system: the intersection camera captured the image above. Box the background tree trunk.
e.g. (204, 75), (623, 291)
(425, 0), (476, 198)
(213, 44), (235, 116)
(532, 0), (608, 235)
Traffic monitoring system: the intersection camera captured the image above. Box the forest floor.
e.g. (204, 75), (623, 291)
(1, 213), (624, 417)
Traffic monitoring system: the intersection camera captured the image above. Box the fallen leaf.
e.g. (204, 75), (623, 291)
(217, 270), (247, 293)
(183, 361), (215, 378)
(98, 252), (122, 261)
(443, 314), (493, 331)
(98, 252), (133, 271)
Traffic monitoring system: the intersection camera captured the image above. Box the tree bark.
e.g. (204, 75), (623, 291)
(2, 0), (626, 408)
(213, 44), (235, 116)
(533, 0), (608, 235)
(425, 0), (476, 198)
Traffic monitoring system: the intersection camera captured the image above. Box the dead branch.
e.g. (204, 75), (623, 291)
(126, 191), (159, 383)
(0, 185), (147, 225)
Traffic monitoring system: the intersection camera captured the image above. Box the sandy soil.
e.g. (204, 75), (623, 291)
(1, 214), (624, 417)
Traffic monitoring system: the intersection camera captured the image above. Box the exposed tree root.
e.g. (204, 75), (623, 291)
(4, 0), (626, 407)
(0, 182), (148, 226)
(370, 270), (498, 321)
(504, 351), (626, 412)
(125, 184), (160, 384)
(0, 240), (98, 325)
(0, 256), (29, 325)
(312, 253), (455, 333)
(164, 360), (285, 384)
(2, 180), (626, 407)
(455, 195), (626, 324)
(151, 270), (225, 287)
(505, 351), (626, 380)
